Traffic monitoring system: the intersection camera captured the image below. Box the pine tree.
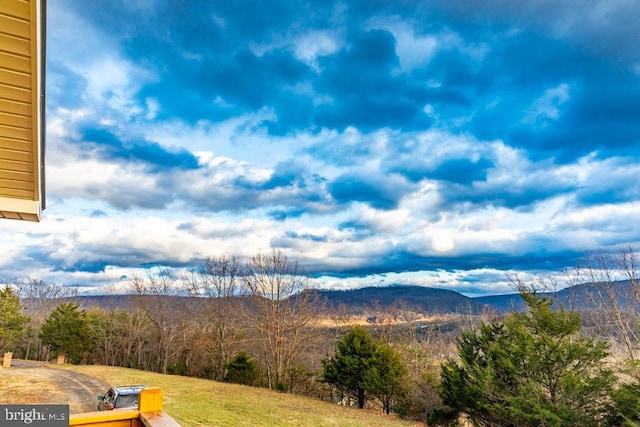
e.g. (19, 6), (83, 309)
(441, 291), (615, 426)
(323, 326), (407, 412)
(40, 302), (93, 364)
(0, 286), (29, 353)
(364, 340), (407, 414)
(225, 352), (259, 386)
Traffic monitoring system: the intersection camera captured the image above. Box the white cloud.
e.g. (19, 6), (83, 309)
(523, 83), (571, 125)
(293, 30), (340, 70)
(374, 20), (438, 72)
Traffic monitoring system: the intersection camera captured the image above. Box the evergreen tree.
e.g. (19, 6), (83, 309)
(225, 352), (259, 386)
(0, 286), (29, 353)
(364, 340), (407, 414)
(322, 326), (407, 411)
(608, 381), (640, 426)
(440, 291), (615, 426)
(40, 302), (93, 364)
(323, 326), (377, 408)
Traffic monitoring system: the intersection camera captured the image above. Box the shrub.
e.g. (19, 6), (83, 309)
(225, 352), (258, 386)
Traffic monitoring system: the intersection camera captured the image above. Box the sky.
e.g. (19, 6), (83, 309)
(2, 0), (640, 297)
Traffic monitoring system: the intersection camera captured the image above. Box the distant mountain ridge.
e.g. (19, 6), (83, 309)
(314, 285), (486, 315)
(475, 280), (638, 313)
(69, 281), (638, 316)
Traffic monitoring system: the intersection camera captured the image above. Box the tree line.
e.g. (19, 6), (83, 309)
(1, 248), (640, 425)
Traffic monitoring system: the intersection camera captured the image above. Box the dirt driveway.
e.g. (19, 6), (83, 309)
(0, 359), (110, 413)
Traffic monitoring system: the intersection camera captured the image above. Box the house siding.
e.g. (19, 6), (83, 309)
(0, 0), (44, 221)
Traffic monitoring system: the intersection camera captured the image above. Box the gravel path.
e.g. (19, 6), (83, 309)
(0, 359), (110, 413)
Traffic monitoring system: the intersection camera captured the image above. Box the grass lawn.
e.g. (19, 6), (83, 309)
(51, 364), (424, 426)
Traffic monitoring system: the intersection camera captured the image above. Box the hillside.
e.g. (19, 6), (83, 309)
(48, 364), (422, 426)
(314, 285), (486, 315)
(71, 285), (487, 316)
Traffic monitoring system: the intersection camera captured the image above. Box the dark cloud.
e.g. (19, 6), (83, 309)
(313, 29), (432, 131)
(282, 230), (329, 243)
(306, 249), (583, 277)
(22, 245), (110, 274)
(84, 182), (171, 210)
(169, 160), (333, 214)
(204, 48), (311, 111)
(329, 173), (410, 210)
(81, 128), (200, 171)
(429, 158), (493, 185)
(392, 157), (494, 185)
(26, 237), (192, 274)
(336, 220), (377, 240)
(59, 0), (640, 158)
(439, 182), (565, 211)
(432, 0), (640, 65)
(54, 261), (111, 274)
(268, 208), (307, 221)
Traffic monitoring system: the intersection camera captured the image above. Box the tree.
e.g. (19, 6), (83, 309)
(440, 291), (615, 426)
(0, 286), (29, 354)
(242, 250), (322, 390)
(364, 340), (407, 414)
(323, 326), (407, 412)
(129, 268), (186, 374)
(12, 278), (74, 360)
(323, 326), (377, 409)
(186, 254), (243, 381)
(568, 247), (640, 361)
(225, 352), (259, 386)
(608, 381), (640, 426)
(40, 302), (93, 364)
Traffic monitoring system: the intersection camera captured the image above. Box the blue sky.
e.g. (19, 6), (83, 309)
(2, 0), (639, 296)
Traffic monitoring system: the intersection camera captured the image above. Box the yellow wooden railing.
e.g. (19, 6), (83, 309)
(69, 388), (180, 426)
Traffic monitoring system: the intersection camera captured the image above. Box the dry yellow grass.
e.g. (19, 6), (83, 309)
(0, 374), (62, 404)
(50, 364), (426, 427)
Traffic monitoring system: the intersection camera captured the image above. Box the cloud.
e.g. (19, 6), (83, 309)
(3, 0), (636, 297)
(81, 128), (200, 171)
(329, 172), (412, 210)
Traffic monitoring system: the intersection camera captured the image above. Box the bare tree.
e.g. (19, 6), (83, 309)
(129, 268), (186, 374)
(567, 247), (640, 361)
(12, 278), (76, 360)
(185, 254), (244, 380)
(329, 302), (353, 328)
(120, 310), (153, 370)
(242, 250), (322, 390)
(367, 300), (404, 344)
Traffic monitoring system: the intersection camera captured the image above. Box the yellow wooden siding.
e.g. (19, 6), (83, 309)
(0, 33), (30, 57)
(0, 67), (32, 88)
(0, 51), (31, 73)
(0, 145), (33, 162)
(0, 83), (31, 102)
(0, 124), (31, 140)
(0, 97), (31, 116)
(0, 0), (43, 221)
(0, 0), (30, 20)
(0, 13), (31, 39)
(0, 112), (31, 128)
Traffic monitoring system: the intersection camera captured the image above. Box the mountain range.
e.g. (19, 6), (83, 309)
(72, 280), (638, 316)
